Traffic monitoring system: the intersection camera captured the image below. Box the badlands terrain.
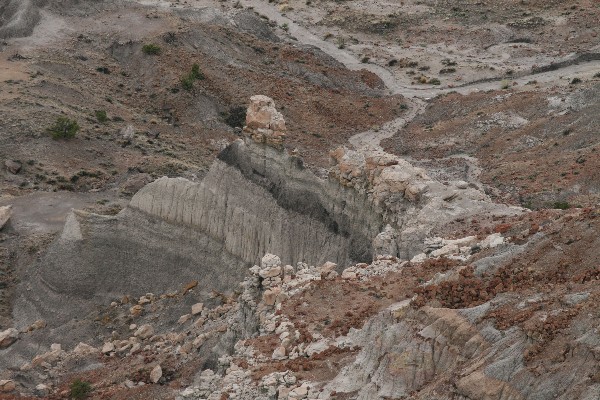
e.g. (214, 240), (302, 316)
(0, 0), (599, 399)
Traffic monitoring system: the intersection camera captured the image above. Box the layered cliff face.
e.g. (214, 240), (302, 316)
(126, 100), (385, 269)
(4, 97), (386, 364)
(129, 140), (383, 268)
(10, 96), (522, 341)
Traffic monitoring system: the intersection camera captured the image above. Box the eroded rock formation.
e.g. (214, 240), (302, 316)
(4, 96), (529, 392)
(129, 141), (380, 268)
(243, 95), (286, 148)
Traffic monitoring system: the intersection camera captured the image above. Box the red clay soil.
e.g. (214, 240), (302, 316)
(412, 208), (600, 365)
(282, 258), (460, 339)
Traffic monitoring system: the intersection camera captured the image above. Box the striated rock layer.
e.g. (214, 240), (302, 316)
(130, 139), (383, 268)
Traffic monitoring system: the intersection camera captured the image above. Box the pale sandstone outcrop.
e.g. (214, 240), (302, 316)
(150, 365), (163, 384)
(73, 342), (97, 356)
(134, 324), (154, 340)
(329, 146), (522, 258)
(243, 95), (286, 148)
(191, 303), (204, 316)
(372, 224), (398, 257)
(410, 233), (506, 263)
(0, 380), (16, 393)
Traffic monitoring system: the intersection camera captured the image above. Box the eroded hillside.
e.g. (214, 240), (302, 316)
(0, 0), (599, 399)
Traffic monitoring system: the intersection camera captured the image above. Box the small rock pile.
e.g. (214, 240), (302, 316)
(4, 159), (22, 174)
(9, 288), (241, 396)
(178, 253), (408, 400)
(340, 255), (405, 280)
(0, 327), (18, 349)
(410, 232), (506, 263)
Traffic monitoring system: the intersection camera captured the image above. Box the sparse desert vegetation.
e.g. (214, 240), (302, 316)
(47, 116), (80, 139)
(142, 43), (161, 55)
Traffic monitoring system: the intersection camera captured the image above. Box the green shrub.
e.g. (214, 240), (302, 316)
(223, 106), (247, 128)
(181, 64), (205, 91)
(142, 43), (161, 55)
(522, 201), (534, 210)
(553, 201), (570, 210)
(190, 63), (205, 80)
(500, 79), (511, 89)
(48, 117), (79, 139)
(441, 59), (457, 66)
(69, 379), (92, 399)
(181, 74), (195, 91)
(95, 110), (108, 123)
